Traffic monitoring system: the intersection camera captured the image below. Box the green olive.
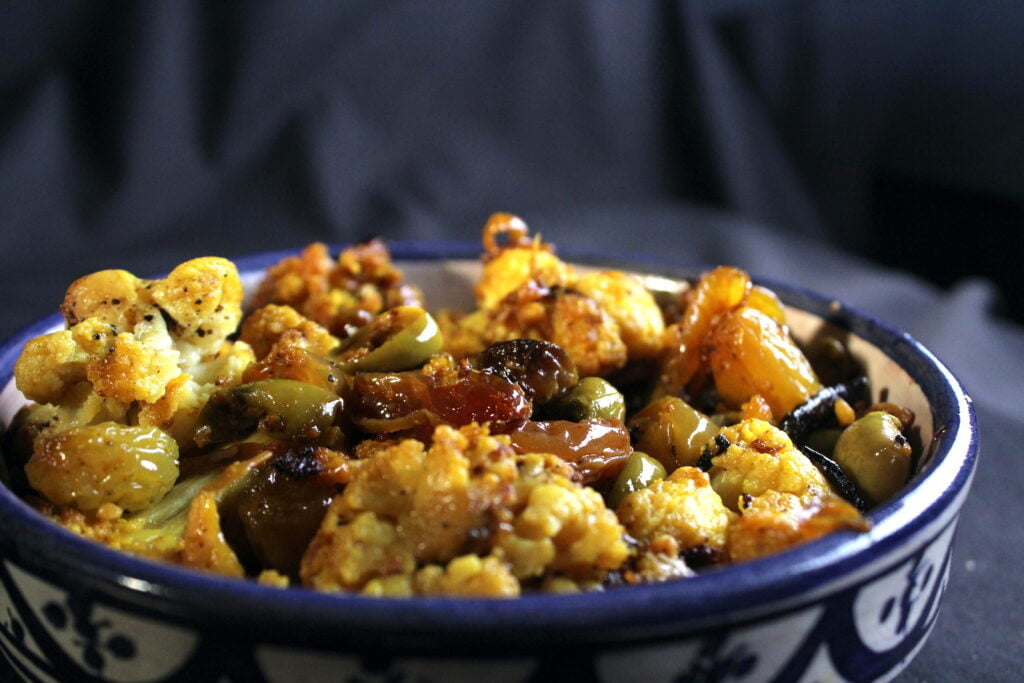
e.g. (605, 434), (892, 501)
(26, 423), (179, 512)
(195, 379), (343, 446)
(804, 428), (843, 458)
(607, 451), (667, 508)
(544, 377), (626, 422)
(335, 306), (443, 373)
(629, 396), (719, 470)
(832, 411), (912, 505)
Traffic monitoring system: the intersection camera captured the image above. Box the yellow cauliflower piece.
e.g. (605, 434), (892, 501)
(497, 459), (630, 581)
(709, 419), (834, 511)
(574, 270), (666, 360)
(414, 555), (521, 598)
(476, 213), (574, 310)
(301, 424), (630, 595)
(616, 467), (735, 554)
(460, 287), (627, 377)
(301, 424), (519, 592)
(727, 490), (869, 562)
(14, 257), (250, 449)
(251, 240), (422, 335)
(239, 304), (340, 359)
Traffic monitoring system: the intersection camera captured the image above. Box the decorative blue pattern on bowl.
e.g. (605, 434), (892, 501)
(0, 243), (978, 682)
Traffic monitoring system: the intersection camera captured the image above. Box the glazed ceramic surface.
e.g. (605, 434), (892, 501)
(0, 244), (978, 682)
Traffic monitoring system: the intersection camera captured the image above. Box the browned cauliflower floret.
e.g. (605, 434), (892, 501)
(300, 424), (630, 596)
(495, 452), (631, 582)
(476, 213), (575, 310)
(445, 215), (670, 377)
(727, 490), (869, 562)
(250, 240), (422, 335)
(709, 419), (834, 511)
(14, 257), (252, 451)
(239, 304), (340, 359)
(448, 286), (628, 377)
(574, 270), (665, 360)
(617, 467), (735, 557)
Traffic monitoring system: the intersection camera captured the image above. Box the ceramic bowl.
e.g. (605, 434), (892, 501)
(0, 243), (978, 682)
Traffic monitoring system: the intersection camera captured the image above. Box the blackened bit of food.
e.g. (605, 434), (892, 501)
(801, 446), (868, 512)
(697, 433), (731, 472)
(235, 454), (340, 578)
(272, 446), (325, 480)
(780, 376), (869, 445)
(682, 544), (720, 570)
(477, 339), (579, 406)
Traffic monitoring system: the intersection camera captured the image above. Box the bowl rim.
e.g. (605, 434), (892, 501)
(0, 241), (979, 650)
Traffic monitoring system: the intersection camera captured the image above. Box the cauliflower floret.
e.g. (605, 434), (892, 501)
(709, 419), (834, 511)
(239, 304), (340, 359)
(300, 424), (630, 595)
(448, 286), (628, 377)
(476, 213), (575, 310)
(617, 467), (735, 555)
(14, 257), (250, 449)
(727, 490), (869, 562)
(574, 270), (666, 360)
(250, 240), (422, 335)
(496, 452), (631, 581)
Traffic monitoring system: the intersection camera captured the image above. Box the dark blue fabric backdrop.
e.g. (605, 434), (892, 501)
(1, 2), (1022, 680)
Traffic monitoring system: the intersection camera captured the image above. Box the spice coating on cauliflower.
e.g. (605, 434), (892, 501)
(727, 490), (869, 562)
(15, 257), (250, 457)
(250, 240), (423, 335)
(300, 424), (630, 596)
(709, 419), (834, 511)
(617, 467), (735, 556)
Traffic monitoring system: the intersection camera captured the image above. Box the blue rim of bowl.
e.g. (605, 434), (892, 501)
(0, 241), (979, 652)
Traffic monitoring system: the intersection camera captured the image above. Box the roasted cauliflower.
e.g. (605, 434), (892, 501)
(250, 240), (423, 335)
(4, 217), (897, 597)
(301, 423), (630, 597)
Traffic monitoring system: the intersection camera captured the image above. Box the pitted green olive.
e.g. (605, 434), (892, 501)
(544, 377), (626, 422)
(195, 379), (343, 446)
(335, 306), (443, 373)
(629, 396), (719, 470)
(832, 411), (912, 504)
(608, 451), (667, 508)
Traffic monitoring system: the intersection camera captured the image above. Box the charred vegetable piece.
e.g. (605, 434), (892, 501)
(607, 452), (667, 509)
(478, 339), (579, 405)
(195, 379), (343, 447)
(697, 433), (730, 472)
(335, 306), (442, 373)
(629, 396), (719, 471)
(780, 377), (869, 445)
(350, 368), (531, 436)
(831, 411), (912, 505)
(235, 446), (342, 578)
(801, 446), (868, 511)
(507, 419), (632, 485)
(25, 423), (179, 512)
(542, 377), (625, 422)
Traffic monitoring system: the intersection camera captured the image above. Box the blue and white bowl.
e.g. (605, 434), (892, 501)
(0, 244), (978, 682)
